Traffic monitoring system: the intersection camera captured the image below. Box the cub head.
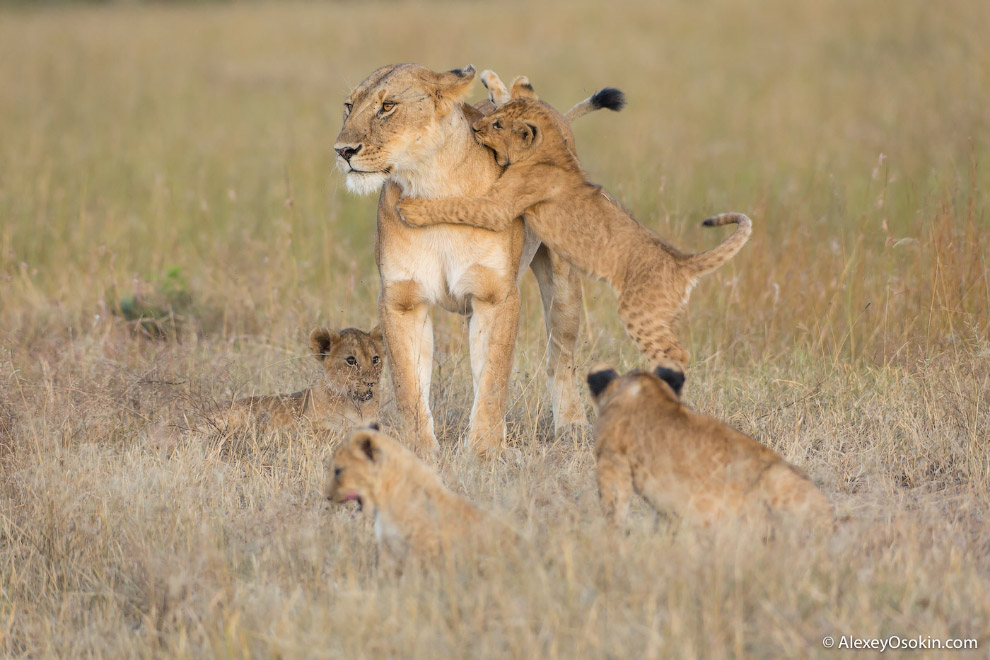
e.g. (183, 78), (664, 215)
(333, 63), (477, 195)
(470, 98), (552, 167)
(324, 423), (386, 510)
(587, 361), (686, 411)
(309, 325), (385, 404)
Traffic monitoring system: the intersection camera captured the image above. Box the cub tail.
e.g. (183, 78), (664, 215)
(688, 213), (753, 276)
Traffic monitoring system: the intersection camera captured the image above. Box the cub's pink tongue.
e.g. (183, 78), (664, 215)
(343, 491), (360, 502)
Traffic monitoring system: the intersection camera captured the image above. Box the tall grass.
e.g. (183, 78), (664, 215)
(1, 1), (988, 657)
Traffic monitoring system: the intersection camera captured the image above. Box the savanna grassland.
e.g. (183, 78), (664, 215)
(1, 0), (988, 657)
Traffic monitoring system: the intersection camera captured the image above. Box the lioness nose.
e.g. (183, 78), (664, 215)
(334, 144), (361, 162)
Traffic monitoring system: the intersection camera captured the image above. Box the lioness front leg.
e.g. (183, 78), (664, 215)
(379, 282), (440, 457)
(464, 280), (521, 456)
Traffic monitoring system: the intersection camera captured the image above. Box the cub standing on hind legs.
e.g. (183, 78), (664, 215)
(397, 90), (752, 367)
(223, 326), (385, 432)
(587, 363), (833, 533)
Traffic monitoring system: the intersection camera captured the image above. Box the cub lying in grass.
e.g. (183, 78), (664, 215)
(397, 95), (751, 366)
(325, 425), (516, 565)
(588, 364), (833, 533)
(223, 326), (384, 432)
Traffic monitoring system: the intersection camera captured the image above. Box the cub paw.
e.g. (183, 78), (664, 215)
(396, 198), (429, 227)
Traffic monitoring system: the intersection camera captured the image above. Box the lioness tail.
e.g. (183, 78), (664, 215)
(564, 87), (627, 123)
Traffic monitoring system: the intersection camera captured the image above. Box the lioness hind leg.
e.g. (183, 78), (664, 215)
(597, 449), (634, 527)
(529, 245), (589, 436)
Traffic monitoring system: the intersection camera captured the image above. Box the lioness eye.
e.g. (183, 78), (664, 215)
(381, 101), (395, 112)
(372, 356), (380, 364)
(346, 356), (357, 366)
(344, 102), (352, 113)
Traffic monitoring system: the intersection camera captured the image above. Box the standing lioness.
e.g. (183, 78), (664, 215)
(334, 64), (621, 455)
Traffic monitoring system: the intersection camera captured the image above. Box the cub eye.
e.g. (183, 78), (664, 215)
(372, 356), (380, 365)
(343, 102), (353, 114)
(381, 101), (396, 113)
(334, 466), (343, 478)
(346, 356), (357, 366)
(492, 120), (503, 130)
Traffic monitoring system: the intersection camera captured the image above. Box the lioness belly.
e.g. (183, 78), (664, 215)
(380, 221), (521, 314)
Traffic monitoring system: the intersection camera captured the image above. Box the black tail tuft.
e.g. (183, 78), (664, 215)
(590, 88), (626, 112)
(702, 217), (717, 227)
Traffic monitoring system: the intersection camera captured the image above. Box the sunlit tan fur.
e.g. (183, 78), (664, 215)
(397, 96), (752, 366)
(324, 426), (517, 565)
(334, 64), (620, 455)
(587, 365), (833, 533)
(223, 327), (384, 432)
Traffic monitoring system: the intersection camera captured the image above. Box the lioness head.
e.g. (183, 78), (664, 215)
(324, 423), (386, 510)
(587, 361), (686, 410)
(333, 63), (477, 195)
(469, 98), (556, 167)
(310, 326), (385, 404)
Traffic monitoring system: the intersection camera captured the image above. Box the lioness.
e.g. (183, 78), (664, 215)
(397, 95), (752, 366)
(333, 64), (622, 455)
(224, 326), (385, 431)
(587, 364), (833, 532)
(325, 425), (515, 564)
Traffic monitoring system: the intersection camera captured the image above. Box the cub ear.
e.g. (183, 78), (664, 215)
(514, 121), (541, 150)
(309, 327), (339, 361)
(369, 324), (383, 342)
(461, 102), (485, 124)
(431, 65), (477, 112)
(509, 75), (538, 100)
(357, 432), (382, 462)
(654, 363), (686, 397)
(587, 364), (620, 400)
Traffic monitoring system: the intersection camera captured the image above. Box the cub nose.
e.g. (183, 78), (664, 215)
(334, 144), (362, 162)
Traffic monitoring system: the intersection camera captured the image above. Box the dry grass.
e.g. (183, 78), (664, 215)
(1, 0), (988, 657)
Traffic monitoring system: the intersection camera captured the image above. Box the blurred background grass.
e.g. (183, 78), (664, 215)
(1, 0), (986, 364)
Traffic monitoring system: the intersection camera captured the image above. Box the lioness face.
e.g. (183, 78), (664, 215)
(324, 426), (385, 509)
(471, 101), (544, 167)
(333, 63), (477, 195)
(310, 326), (385, 404)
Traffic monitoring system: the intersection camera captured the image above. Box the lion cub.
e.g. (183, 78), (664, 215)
(397, 95), (751, 366)
(325, 425), (515, 564)
(225, 326), (385, 432)
(588, 364), (832, 533)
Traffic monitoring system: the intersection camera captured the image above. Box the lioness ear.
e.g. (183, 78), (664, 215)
(509, 75), (538, 100)
(587, 364), (619, 400)
(431, 65), (476, 113)
(309, 327), (338, 361)
(654, 364), (685, 397)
